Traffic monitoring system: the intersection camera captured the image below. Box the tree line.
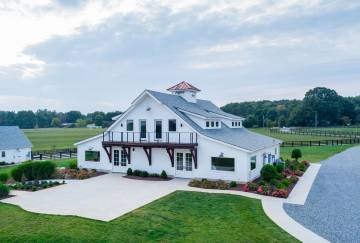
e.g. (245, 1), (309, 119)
(0, 110), (122, 129)
(221, 87), (360, 128)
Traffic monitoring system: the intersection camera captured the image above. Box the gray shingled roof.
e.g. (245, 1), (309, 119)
(148, 90), (281, 152)
(0, 126), (32, 150)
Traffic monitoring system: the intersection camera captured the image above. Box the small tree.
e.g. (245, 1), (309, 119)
(51, 118), (61, 127)
(291, 149), (302, 161)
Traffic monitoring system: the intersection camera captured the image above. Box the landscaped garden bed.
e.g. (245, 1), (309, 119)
(9, 180), (65, 192)
(189, 149), (310, 198)
(124, 168), (172, 181)
(54, 168), (105, 180)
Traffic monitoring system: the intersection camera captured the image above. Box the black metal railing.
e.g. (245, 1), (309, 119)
(102, 131), (198, 144)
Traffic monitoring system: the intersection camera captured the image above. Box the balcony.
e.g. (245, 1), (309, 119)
(102, 131), (198, 148)
(101, 131), (198, 168)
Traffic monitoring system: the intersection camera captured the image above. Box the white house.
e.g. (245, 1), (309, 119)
(76, 81), (281, 182)
(0, 126), (32, 164)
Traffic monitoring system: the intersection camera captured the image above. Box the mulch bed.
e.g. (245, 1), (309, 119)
(0, 195), (15, 200)
(124, 175), (173, 181)
(229, 182), (297, 197)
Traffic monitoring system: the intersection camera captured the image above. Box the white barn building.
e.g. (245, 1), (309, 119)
(0, 126), (32, 164)
(76, 82), (281, 182)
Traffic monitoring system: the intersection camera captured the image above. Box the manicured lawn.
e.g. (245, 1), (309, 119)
(0, 158), (76, 176)
(281, 145), (354, 163)
(0, 191), (298, 242)
(23, 128), (104, 151)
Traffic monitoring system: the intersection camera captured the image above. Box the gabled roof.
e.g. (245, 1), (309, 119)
(0, 126), (32, 150)
(147, 90), (281, 152)
(167, 81), (201, 92)
(147, 90), (243, 120)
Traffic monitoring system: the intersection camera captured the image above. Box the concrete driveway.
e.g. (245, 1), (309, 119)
(284, 146), (360, 243)
(2, 174), (189, 221)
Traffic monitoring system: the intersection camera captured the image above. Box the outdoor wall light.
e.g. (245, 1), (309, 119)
(219, 152), (224, 158)
(146, 107), (151, 111)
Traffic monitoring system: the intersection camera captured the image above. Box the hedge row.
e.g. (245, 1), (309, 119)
(11, 161), (56, 182)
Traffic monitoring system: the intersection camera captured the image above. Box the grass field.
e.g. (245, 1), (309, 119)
(0, 158), (75, 176)
(0, 191), (298, 243)
(280, 145), (354, 162)
(249, 128), (341, 141)
(250, 128), (357, 162)
(23, 128), (104, 151)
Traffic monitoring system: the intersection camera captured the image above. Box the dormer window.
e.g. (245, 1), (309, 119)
(216, 121), (219, 127)
(211, 121), (214, 127)
(206, 121), (210, 127)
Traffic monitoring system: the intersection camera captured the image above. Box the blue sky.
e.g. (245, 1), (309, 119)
(0, 0), (359, 112)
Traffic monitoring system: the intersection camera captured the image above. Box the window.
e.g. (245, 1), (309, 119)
(155, 120), (162, 139)
(140, 120), (147, 139)
(126, 120), (134, 131)
(206, 121), (210, 127)
(114, 150), (120, 166)
(215, 121), (219, 127)
(275, 148), (277, 155)
(250, 156), (256, 170)
(169, 119), (177, 132)
(85, 151), (100, 162)
(176, 153), (183, 170)
(121, 150), (127, 166)
(1, 151), (5, 157)
(232, 122), (234, 126)
(211, 121), (214, 127)
(268, 153), (271, 163)
(211, 157), (235, 171)
(185, 153), (192, 171)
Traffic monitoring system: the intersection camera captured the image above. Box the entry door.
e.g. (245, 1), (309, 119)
(140, 120), (147, 139)
(155, 120), (162, 140)
(175, 152), (193, 178)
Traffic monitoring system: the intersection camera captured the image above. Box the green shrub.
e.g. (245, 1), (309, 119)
(140, 171), (149, 177)
(150, 173), (160, 177)
(126, 168), (133, 176)
(160, 170), (168, 179)
(289, 176), (299, 184)
(11, 167), (24, 182)
(215, 180), (230, 190)
(276, 183), (286, 189)
(291, 149), (302, 161)
(0, 173), (9, 183)
(276, 163), (284, 173)
(69, 161), (78, 170)
(230, 181), (237, 187)
(15, 161), (56, 181)
(282, 179), (290, 187)
(261, 164), (278, 182)
(0, 183), (10, 198)
(270, 178), (278, 186)
(133, 170), (141, 176)
(298, 163), (306, 172)
(247, 182), (258, 191)
(188, 179), (202, 187)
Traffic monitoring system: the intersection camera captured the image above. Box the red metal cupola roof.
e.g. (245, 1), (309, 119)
(167, 81), (201, 92)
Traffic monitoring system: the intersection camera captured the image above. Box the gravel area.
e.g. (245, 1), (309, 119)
(284, 146), (360, 243)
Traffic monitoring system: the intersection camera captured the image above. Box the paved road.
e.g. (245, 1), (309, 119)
(284, 146), (360, 243)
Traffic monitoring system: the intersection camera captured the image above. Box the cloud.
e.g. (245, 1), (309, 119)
(2, 0), (359, 78)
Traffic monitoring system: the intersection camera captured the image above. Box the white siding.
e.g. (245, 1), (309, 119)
(0, 147), (31, 164)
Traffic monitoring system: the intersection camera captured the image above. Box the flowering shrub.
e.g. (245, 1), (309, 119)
(242, 184), (249, 192)
(257, 186), (263, 194)
(272, 189), (288, 198)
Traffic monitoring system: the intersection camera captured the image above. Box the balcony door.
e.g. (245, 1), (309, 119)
(140, 120), (147, 139)
(155, 120), (162, 140)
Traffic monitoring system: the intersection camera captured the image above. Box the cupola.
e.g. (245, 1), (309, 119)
(167, 81), (200, 103)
